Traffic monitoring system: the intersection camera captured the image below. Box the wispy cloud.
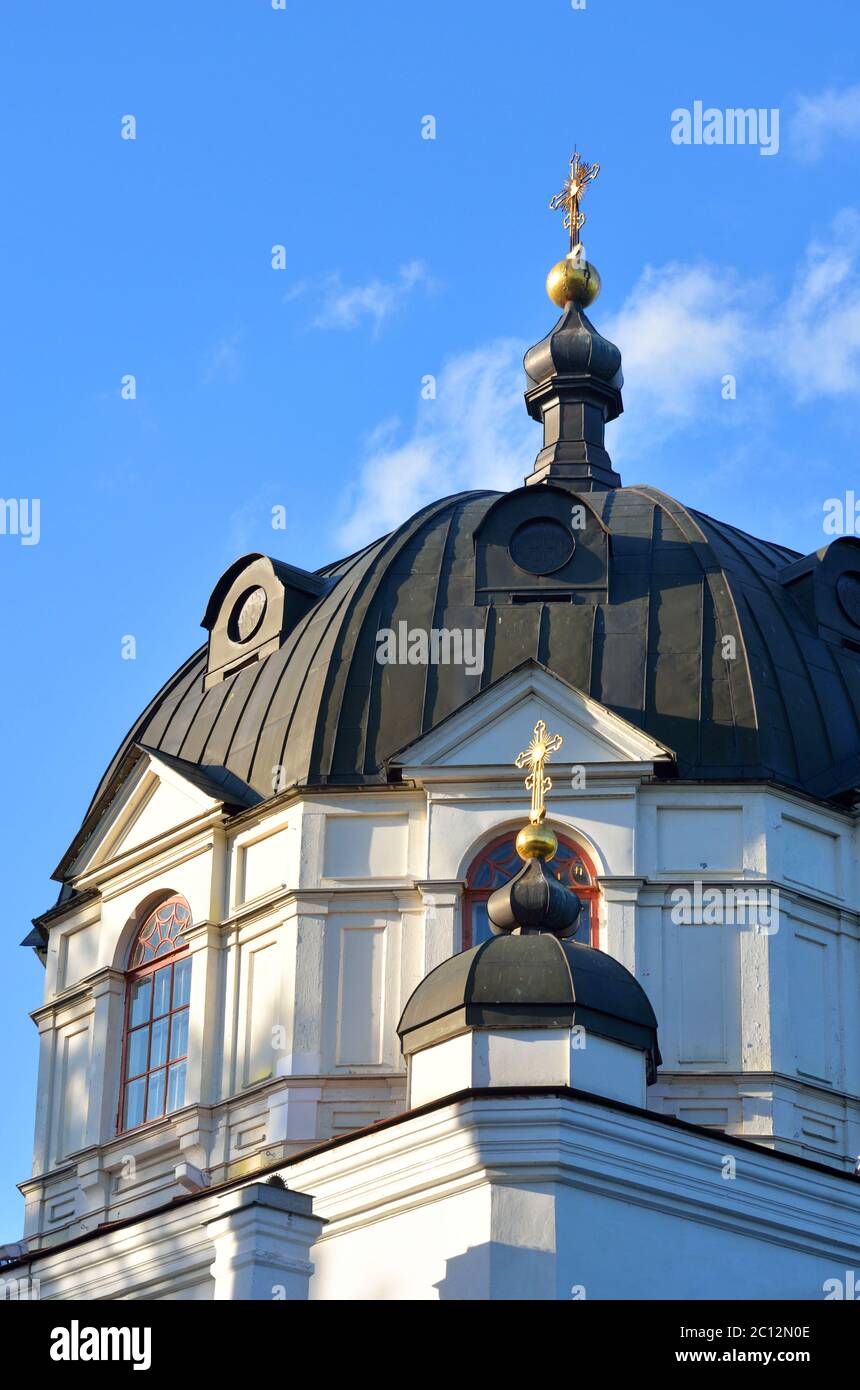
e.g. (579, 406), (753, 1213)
(334, 340), (532, 549)
(202, 331), (242, 384)
(790, 83), (860, 160)
(604, 210), (860, 458)
(603, 263), (753, 460)
(332, 212), (860, 550)
(225, 486), (280, 558)
(286, 261), (433, 335)
(777, 209), (860, 397)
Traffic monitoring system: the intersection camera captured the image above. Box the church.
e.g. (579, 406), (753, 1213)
(6, 157), (860, 1301)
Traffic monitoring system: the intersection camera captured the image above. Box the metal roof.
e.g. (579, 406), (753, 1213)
(57, 478), (860, 880)
(397, 930), (661, 1079)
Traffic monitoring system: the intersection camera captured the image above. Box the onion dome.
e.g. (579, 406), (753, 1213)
(484, 854), (581, 937)
(524, 301), (623, 389)
(397, 919), (661, 1082)
(397, 721), (662, 1082)
(523, 299), (623, 491)
(525, 150), (623, 490)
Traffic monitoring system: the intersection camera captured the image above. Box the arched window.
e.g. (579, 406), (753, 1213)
(119, 895), (192, 1133)
(462, 831), (599, 949)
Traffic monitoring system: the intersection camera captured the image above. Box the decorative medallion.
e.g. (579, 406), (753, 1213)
(509, 518), (575, 575)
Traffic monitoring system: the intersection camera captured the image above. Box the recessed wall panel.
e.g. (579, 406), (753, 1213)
(324, 815), (408, 879)
(657, 808), (742, 872)
(336, 926), (385, 1066)
(243, 940), (280, 1086)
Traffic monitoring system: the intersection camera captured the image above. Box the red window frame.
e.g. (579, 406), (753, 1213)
(117, 896), (192, 1134)
(462, 830), (600, 948)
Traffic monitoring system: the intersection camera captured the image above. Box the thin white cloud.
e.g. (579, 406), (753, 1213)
(334, 340), (533, 549)
(605, 211), (860, 457)
(286, 261), (433, 334)
(202, 332), (242, 384)
(603, 263), (753, 460)
(331, 212), (860, 549)
(791, 83), (860, 161)
(776, 210), (860, 398)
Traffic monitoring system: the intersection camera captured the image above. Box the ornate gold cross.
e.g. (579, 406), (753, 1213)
(515, 720), (564, 825)
(549, 150), (600, 253)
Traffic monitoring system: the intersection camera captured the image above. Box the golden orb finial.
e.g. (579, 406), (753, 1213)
(547, 149), (602, 308)
(514, 719), (563, 861)
(546, 255), (601, 308)
(516, 822), (559, 862)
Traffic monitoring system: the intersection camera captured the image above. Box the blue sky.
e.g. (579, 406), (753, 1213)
(3, 0), (860, 1236)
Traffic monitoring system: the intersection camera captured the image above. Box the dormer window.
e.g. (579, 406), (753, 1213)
(780, 536), (860, 652)
(119, 896), (192, 1132)
(473, 484), (608, 606)
(201, 553), (328, 690)
(230, 585), (268, 643)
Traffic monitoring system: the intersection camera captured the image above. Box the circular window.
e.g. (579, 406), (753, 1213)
(837, 571), (860, 626)
(229, 586), (268, 643)
(509, 518), (575, 576)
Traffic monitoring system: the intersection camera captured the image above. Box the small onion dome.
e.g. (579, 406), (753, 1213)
(397, 933), (662, 1082)
(524, 301), (623, 393)
(486, 855), (581, 938)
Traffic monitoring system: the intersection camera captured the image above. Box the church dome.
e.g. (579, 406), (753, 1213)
(55, 209), (860, 878)
(58, 476), (860, 879)
(397, 931), (662, 1081)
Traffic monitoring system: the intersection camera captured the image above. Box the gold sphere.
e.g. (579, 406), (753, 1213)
(546, 257), (601, 308)
(516, 822), (558, 861)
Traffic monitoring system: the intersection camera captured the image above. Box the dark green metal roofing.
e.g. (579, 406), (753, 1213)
(58, 477), (860, 880)
(397, 931), (662, 1080)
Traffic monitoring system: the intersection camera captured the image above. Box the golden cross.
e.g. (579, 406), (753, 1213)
(549, 150), (600, 253)
(515, 720), (564, 825)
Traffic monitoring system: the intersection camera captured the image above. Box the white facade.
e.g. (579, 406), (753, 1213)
(9, 1093), (860, 1301)
(13, 663), (860, 1296)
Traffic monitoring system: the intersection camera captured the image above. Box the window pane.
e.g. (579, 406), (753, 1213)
(126, 1026), (149, 1079)
(124, 1077), (145, 1130)
(152, 967), (172, 1018)
(128, 977), (152, 1028)
(166, 1061), (187, 1113)
(150, 1017), (168, 1070)
(146, 1068), (166, 1121)
(173, 957), (192, 1009)
(169, 1008), (189, 1061)
(471, 902), (493, 946)
(576, 902), (591, 944)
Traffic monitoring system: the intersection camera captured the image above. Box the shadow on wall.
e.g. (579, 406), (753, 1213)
(434, 1242), (558, 1301)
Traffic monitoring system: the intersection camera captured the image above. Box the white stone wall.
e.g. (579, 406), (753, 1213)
(11, 1093), (860, 1302)
(18, 695), (860, 1247)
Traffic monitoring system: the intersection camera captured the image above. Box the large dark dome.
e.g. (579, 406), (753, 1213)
(57, 285), (860, 879)
(72, 479), (860, 851)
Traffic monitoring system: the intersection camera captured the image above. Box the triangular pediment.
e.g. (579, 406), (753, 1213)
(391, 662), (673, 771)
(60, 746), (258, 883)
